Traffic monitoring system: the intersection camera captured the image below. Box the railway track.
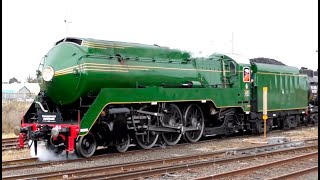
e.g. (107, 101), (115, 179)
(1, 137), (249, 171)
(2, 135), (317, 172)
(1, 137), (232, 171)
(2, 136), (230, 171)
(3, 138), (317, 180)
(2, 137), (27, 151)
(2, 157), (38, 167)
(1, 124), (315, 152)
(266, 166), (318, 180)
(68, 145), (318, 180)
(2, 138), (17, 143)
(195, 152), (318, 179)
(1, 132), (265, 168)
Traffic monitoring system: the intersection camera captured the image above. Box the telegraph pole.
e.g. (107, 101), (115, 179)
(231, 32), (234, 54)
(64, 0), (72, 36)
(64, 20), (72, 36)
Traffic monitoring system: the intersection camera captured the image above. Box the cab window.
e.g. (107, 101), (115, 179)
(230, 62), (236, 75)
(243, 67), (250, 82)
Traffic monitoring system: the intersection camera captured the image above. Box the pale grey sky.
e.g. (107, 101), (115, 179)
(2, 0), (318, 82)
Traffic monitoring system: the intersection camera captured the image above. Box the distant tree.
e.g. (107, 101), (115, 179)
(9, 77), (20, 84)
(26, 75), (38, 83)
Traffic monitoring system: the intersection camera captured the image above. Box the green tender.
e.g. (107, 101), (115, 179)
(251, 63), (308, 112)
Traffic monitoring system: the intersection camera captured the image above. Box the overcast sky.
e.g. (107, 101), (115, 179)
(2, 0), (318, 82)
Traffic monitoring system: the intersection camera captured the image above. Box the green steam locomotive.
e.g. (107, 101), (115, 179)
(15, 37), (316, 158)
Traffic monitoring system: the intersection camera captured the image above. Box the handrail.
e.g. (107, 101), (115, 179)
(35, 101), (48, 112)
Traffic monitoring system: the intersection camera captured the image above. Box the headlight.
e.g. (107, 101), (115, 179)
(42, 66), (55, 81)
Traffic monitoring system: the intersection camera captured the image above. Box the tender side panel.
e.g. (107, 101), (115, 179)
(252, 63), (308, 112)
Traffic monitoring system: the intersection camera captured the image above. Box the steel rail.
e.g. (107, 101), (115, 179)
(2, 158), (38, 166)
(2, 137), (27, 151)
(2, 138), (17, 143)
(266, 166), (318, 180)
(71, 146), (318, 180)
(2, 137), (317, 172)
(197, 152), (318, 179)
(3, 143), (317, 180)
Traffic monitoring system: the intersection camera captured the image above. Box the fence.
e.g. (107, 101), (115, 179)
(2, 92), (36, 102)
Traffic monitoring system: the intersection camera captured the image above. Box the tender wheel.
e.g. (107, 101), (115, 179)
(76, 132), (97, 158)
(115, 134), (130, 153)
(161, 104), (183, 146)
(183, 104), (204, 143)
(310, 113), (318, 124)
(135, 105), (159, 149)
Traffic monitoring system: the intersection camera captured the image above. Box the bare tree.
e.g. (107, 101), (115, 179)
(26, 75), (38, 83)
(9, 77), (20, 84)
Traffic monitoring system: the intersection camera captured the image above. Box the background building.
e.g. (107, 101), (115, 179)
(2, 83), (40, 101)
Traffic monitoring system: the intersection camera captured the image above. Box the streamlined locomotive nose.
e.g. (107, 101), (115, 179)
(39, 41), (85, 105)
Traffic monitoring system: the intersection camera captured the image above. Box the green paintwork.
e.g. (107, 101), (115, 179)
(82, 38), (191, 60)
(41, 38), (194, 105)
(251, 63), (308, 111)
(238, 63), (252, 107)
(251, 63), (301, 74)
(41, 38), (245, 107)
(37, 37), (309, 136)
(40, 43), (87, 105)
(79, 87), (244, 135)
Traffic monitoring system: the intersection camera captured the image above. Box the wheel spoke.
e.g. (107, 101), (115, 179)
(116, 134), (130, 153)
(162, 104), (182, 146)
(173, 112), (178, 119)
(135, 105), (159, 149)
(190, 131), (194, 138)
(76, 133), (96, 158)
(183, 104), (204, 143)
(193, 109), (198, 117)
